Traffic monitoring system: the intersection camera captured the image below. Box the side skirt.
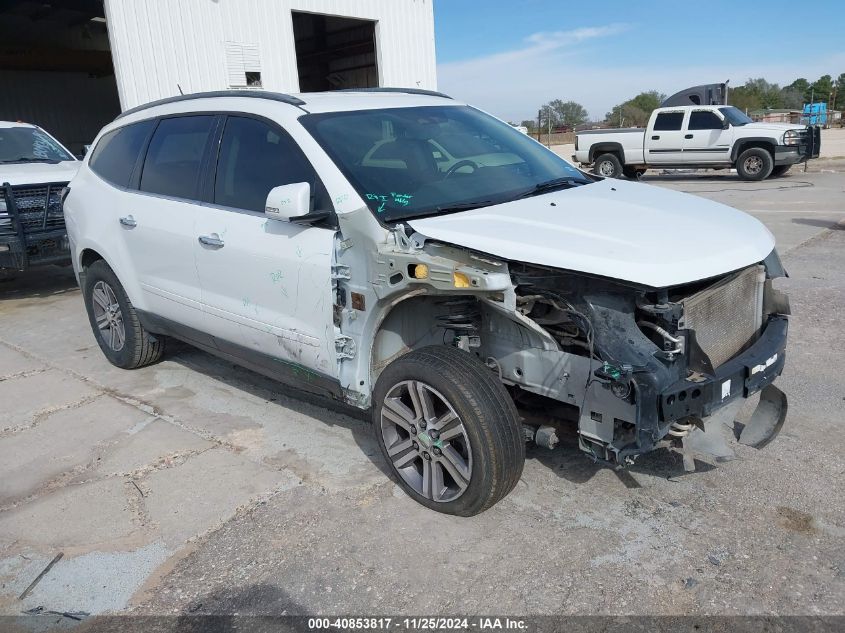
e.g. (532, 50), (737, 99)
(136, 309), (344, 401)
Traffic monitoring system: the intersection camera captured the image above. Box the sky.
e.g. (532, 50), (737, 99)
(434, 0), (845, 123)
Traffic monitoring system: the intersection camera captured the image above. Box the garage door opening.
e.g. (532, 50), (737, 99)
(292, 11), (379, 92)
(0, 1), (121, 156)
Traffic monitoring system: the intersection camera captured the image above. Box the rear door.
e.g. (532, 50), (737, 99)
(682, 109), (732, 163)
(122, 115), (217, 332)
(194, 114), (338, 378)
(645, 110), (686, 164)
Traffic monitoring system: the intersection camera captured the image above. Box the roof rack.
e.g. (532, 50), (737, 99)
(116, 90), (307, 120)
(339, 87), (453, 99)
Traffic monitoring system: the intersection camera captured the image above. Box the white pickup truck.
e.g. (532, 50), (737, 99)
(573, 105), (820, 181)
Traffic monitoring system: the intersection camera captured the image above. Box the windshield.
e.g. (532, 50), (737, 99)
(301, 105), (591, 221)
(719, 107), (754, 127)
(0, 126), (74, 163)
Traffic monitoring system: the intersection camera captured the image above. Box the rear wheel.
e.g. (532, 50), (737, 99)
(736, 147), (773, 181)
(593, 153), (624, 178)
(769, 165), (792, 178)
(373, 345), (524, 516)
(83, 260), (165, 369)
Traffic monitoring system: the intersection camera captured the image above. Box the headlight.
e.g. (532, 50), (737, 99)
(783, 129), (802, 146)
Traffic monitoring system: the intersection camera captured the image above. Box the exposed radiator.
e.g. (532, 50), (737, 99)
(680, 265), (765, 368)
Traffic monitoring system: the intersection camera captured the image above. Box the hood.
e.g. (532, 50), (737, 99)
(407, 179), (775, 288)
(743, 122), (803, 134)
(0, 161), (80, 187)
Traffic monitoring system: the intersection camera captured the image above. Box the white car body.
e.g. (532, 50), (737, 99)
(573, 105), (818, 179)
(1, 121), (79, 270)
(64, 90), (790, 513)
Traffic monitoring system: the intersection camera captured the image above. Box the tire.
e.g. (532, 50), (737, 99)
(373, 345), (524, 516)
(593, 153), (624, 178)
(736, 147), (774, 181)
(623, 166), (647, 180)
(82, 259), (165, 369)
(769, 165), (791, 178)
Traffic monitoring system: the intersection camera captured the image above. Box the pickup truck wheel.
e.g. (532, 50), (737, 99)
(593, 153), (623, 178)
(736, 147), (773, 181)
(770, 165), (791, 178)
(373, 345), (524, 516)
(83, 260), (165, 369)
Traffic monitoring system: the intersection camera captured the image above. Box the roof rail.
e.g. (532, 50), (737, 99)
(339, 87), (453, 100)
(116, 90), (307, 120)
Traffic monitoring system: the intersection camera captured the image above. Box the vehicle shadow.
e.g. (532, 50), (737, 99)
(791, 217), (845, 229)
(0, 264), (79, 301)
(526, 418), (716, 487)
(167, 343), (712, 489)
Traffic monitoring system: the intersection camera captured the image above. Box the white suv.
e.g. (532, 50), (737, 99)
(64, 89), (790, 515)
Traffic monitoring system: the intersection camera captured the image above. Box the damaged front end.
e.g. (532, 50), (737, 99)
(507, 249), (790, 467)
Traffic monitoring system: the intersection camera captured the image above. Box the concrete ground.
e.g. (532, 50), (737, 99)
(1, 171), (844, 625)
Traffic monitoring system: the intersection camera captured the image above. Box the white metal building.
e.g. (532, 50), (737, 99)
(0, 0), (436, 154)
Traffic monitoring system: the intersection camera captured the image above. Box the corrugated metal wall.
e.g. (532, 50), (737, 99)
(0, 70), (120, 154)
(103, 0), (437, 111)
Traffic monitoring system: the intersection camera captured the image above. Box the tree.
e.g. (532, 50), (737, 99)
(604, 90), (665, 127)
(520, 119), (536, 130)
(539, 99), (589, 129)
(807, 74), (834, 104)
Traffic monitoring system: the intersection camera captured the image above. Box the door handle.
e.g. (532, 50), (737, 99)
(651, 135), (660, 140)
(119, 215), (137, 228)
(684, 134), (694, 139)
(198, 234), (224, 248)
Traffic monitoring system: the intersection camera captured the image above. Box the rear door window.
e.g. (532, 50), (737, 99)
(89, 120), (155, 187)
(213, 115), (328, 213)
(140, 116), (215, 200)
(653, 112), (685, 131)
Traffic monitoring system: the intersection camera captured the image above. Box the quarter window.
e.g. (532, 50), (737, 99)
(653, 112), (684, 131)
(214, 116), (324, 213)
(140, 116), (215, 199)
(89, 120), (154, 187)
(688, 111), (724, 130)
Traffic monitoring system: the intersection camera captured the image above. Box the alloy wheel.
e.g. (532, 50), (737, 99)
(380, 380), (473, 502)
(599, 160), (615, 176)
(91, 280), (126, 351)
(743, 155), (763, 175)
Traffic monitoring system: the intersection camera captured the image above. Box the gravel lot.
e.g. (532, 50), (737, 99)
(1, 169), (844, 626)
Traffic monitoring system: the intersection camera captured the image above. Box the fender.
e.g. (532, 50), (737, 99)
(588, 141), (625, 163)
(731, 137), (777, 162)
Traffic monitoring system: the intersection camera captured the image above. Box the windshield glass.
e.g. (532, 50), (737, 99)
(719, 107), (754, 127)
(0, 126), (74, 163)
(301, 105), (591, 221)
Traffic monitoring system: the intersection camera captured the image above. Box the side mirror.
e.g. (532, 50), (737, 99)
(722, 119), (730, 130)
(265, 182), (310, 222)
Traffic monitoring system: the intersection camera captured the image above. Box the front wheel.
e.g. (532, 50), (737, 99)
(83, 260), (165, 369)
(373, 346), (524, 516)
(593, 153), (624, 178)
(736, 147), (774, 181)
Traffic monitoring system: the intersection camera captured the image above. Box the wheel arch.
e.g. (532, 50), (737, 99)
(731, 138), (776, 162)
(370, 293), (482, 385)
(589, 142), (625, 163)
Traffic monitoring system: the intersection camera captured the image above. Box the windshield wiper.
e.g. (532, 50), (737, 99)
(1, 157), (61, 164)
(433, 200), (494, 214)
(518, 177), (586, 198)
